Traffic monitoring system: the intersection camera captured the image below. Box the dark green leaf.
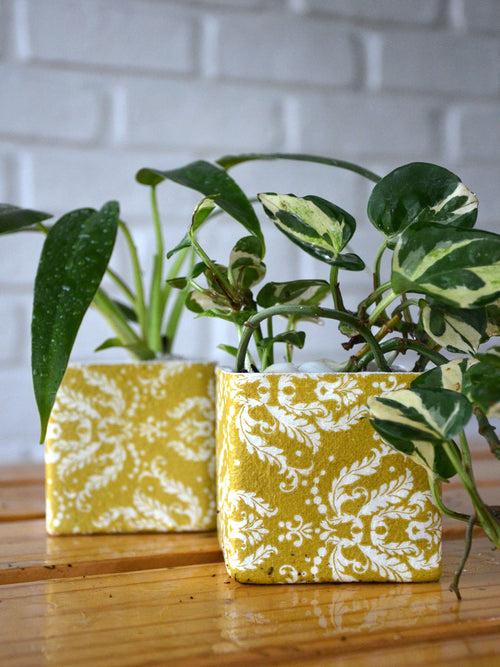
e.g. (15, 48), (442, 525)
(136, 160), (262, 241)
(258, 193), (364, 270)
(474, 345), (500, 367)
(112, 300), (138, 323)
(486, 300), (500, 337)
(32, 202), (119, 442)
(392, 223), (500, 308)
(368, 387), (472, 479)
(166, 233), (191, 260)
(217, 343), (238, 357)
(94, 337), (151, 358)
(368, 162), (478, 244)
(420, 300), (486, 353)
(257, 279), (330, 308)
(216, 152), (380, 183)
(0, 204), (52, 234)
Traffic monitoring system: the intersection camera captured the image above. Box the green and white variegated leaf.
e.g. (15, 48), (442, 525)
(420, 301), (486, 354)
(257, 279), (330, 308)
(258, 193), (364, 270)
(412, 358), (477, 393)
(368, 388), (472, 479)
(186, 289), (232, 316)
(229, 236), (266, 290)
(367, 162), (478, 244)
(486, 299), (500, 337)
(464, 350), (500, 418)
(392, 223), (500, 308)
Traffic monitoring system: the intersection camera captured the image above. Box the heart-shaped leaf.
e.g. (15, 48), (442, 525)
(137, 161), (262, 242)
(258, 330), (306, 352)
(229, 236), (266, 291)
(257, 279), (330, 308)
(368, 387), (472, 479)
(368, 162), (478, 244)
(420, 301), (486, 354)
(392, 223), (500, 308)
(32, 202), (119, 442)
(0, 204), (52, 234)
(258, 193), (364, 270)
(216, 152), (380, 183)
(412, 358), (477, 392)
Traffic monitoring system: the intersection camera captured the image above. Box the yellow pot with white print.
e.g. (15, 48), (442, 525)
(45, 360), (216, 534)
(216, 369), (441, 584)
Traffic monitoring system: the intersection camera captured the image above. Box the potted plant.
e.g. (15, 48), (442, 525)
(165, 154), (499, 594)
(1, 161), (249, 534)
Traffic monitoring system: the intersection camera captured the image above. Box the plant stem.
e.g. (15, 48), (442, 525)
(358, 281), (392, 314)
(266, 317), (274, 366)
(368, 289), (399, 325)
(373, 240), (387, 293)
(459, 431), (474, 480)
(285, 316), (295, 363)
(474, 407), (500, 460)
(119, 220), (147, 340)
(188, 232), (238, 306)
(352, 313), (402, 363)
(329, 266), (345, 312)
(163, 249), (194, 354)
(443, 441), (500, 545)
(148, 187), (165, 354)
(161, 247), (189, 317)
(236, 305), (390, 373)
(106, 268), (135, 303)
(430, 478), (474, 525)
(449, 513), (475, 601)
(352, 337), (448, 370)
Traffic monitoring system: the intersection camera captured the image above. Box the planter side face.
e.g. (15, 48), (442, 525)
(45, 361), (216, 534)
(216, 370), (441, 584)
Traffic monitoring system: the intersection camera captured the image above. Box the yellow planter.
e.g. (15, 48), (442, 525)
(45, 360), (216, 534)
(216, 369), (441, 584)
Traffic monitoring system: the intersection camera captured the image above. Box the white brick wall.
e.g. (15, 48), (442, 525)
(1, 0), (499, 462)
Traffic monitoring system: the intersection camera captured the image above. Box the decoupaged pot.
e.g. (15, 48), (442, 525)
(216, 369), (441, 584)
(45, 360), (216, 534)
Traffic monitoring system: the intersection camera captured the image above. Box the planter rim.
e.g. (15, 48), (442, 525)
(216, 367), (416, 377)
(67, 358), (215, 369)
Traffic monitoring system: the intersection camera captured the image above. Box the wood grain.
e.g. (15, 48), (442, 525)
(0, 520), (222, 584)
(0, 538), (498, 667)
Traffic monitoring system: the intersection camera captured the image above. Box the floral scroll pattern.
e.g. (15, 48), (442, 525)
(46, 361), (216, 534)
(216, 370), (441, 584)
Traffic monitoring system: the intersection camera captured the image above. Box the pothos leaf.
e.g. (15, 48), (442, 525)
(411, 358), (477, 393)
(32, 202), (119, 442)
(392, 223), (500, 308)
(166, 262), (206, 290)
(217, 343), (239, 357)
(0, 204), (52, 234)
(368, 162), (478, 244)
(475, 345), (500, 367)
(463, 355), (500, 418)
(368, 387), (472, 479)
(229, 235), (266, 290)
(136, 161), (262, 242)
(257, 279), (330, 308)
(420, 301), (486, 354)
(258, 193), (364, 270)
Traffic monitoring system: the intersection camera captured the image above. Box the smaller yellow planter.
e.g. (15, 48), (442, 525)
(45, 360), (216, 534)
(216, 369), (441, 584)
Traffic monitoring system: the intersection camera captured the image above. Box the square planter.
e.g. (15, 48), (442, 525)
(216, 369), (441, 584)
(45, 360), (216, 534)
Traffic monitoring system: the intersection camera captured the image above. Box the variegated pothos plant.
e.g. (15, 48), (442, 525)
(151, 155), (499, 598)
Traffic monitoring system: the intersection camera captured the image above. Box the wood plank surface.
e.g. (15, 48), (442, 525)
(0, 538), (498, 667)
(0, 520), (222, 584)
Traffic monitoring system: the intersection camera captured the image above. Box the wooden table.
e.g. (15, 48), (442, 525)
(0, 457), (498, 666)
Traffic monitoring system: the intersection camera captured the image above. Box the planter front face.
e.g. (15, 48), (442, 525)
(216, 370), (441, 584)
(46, 361), (216, 534)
